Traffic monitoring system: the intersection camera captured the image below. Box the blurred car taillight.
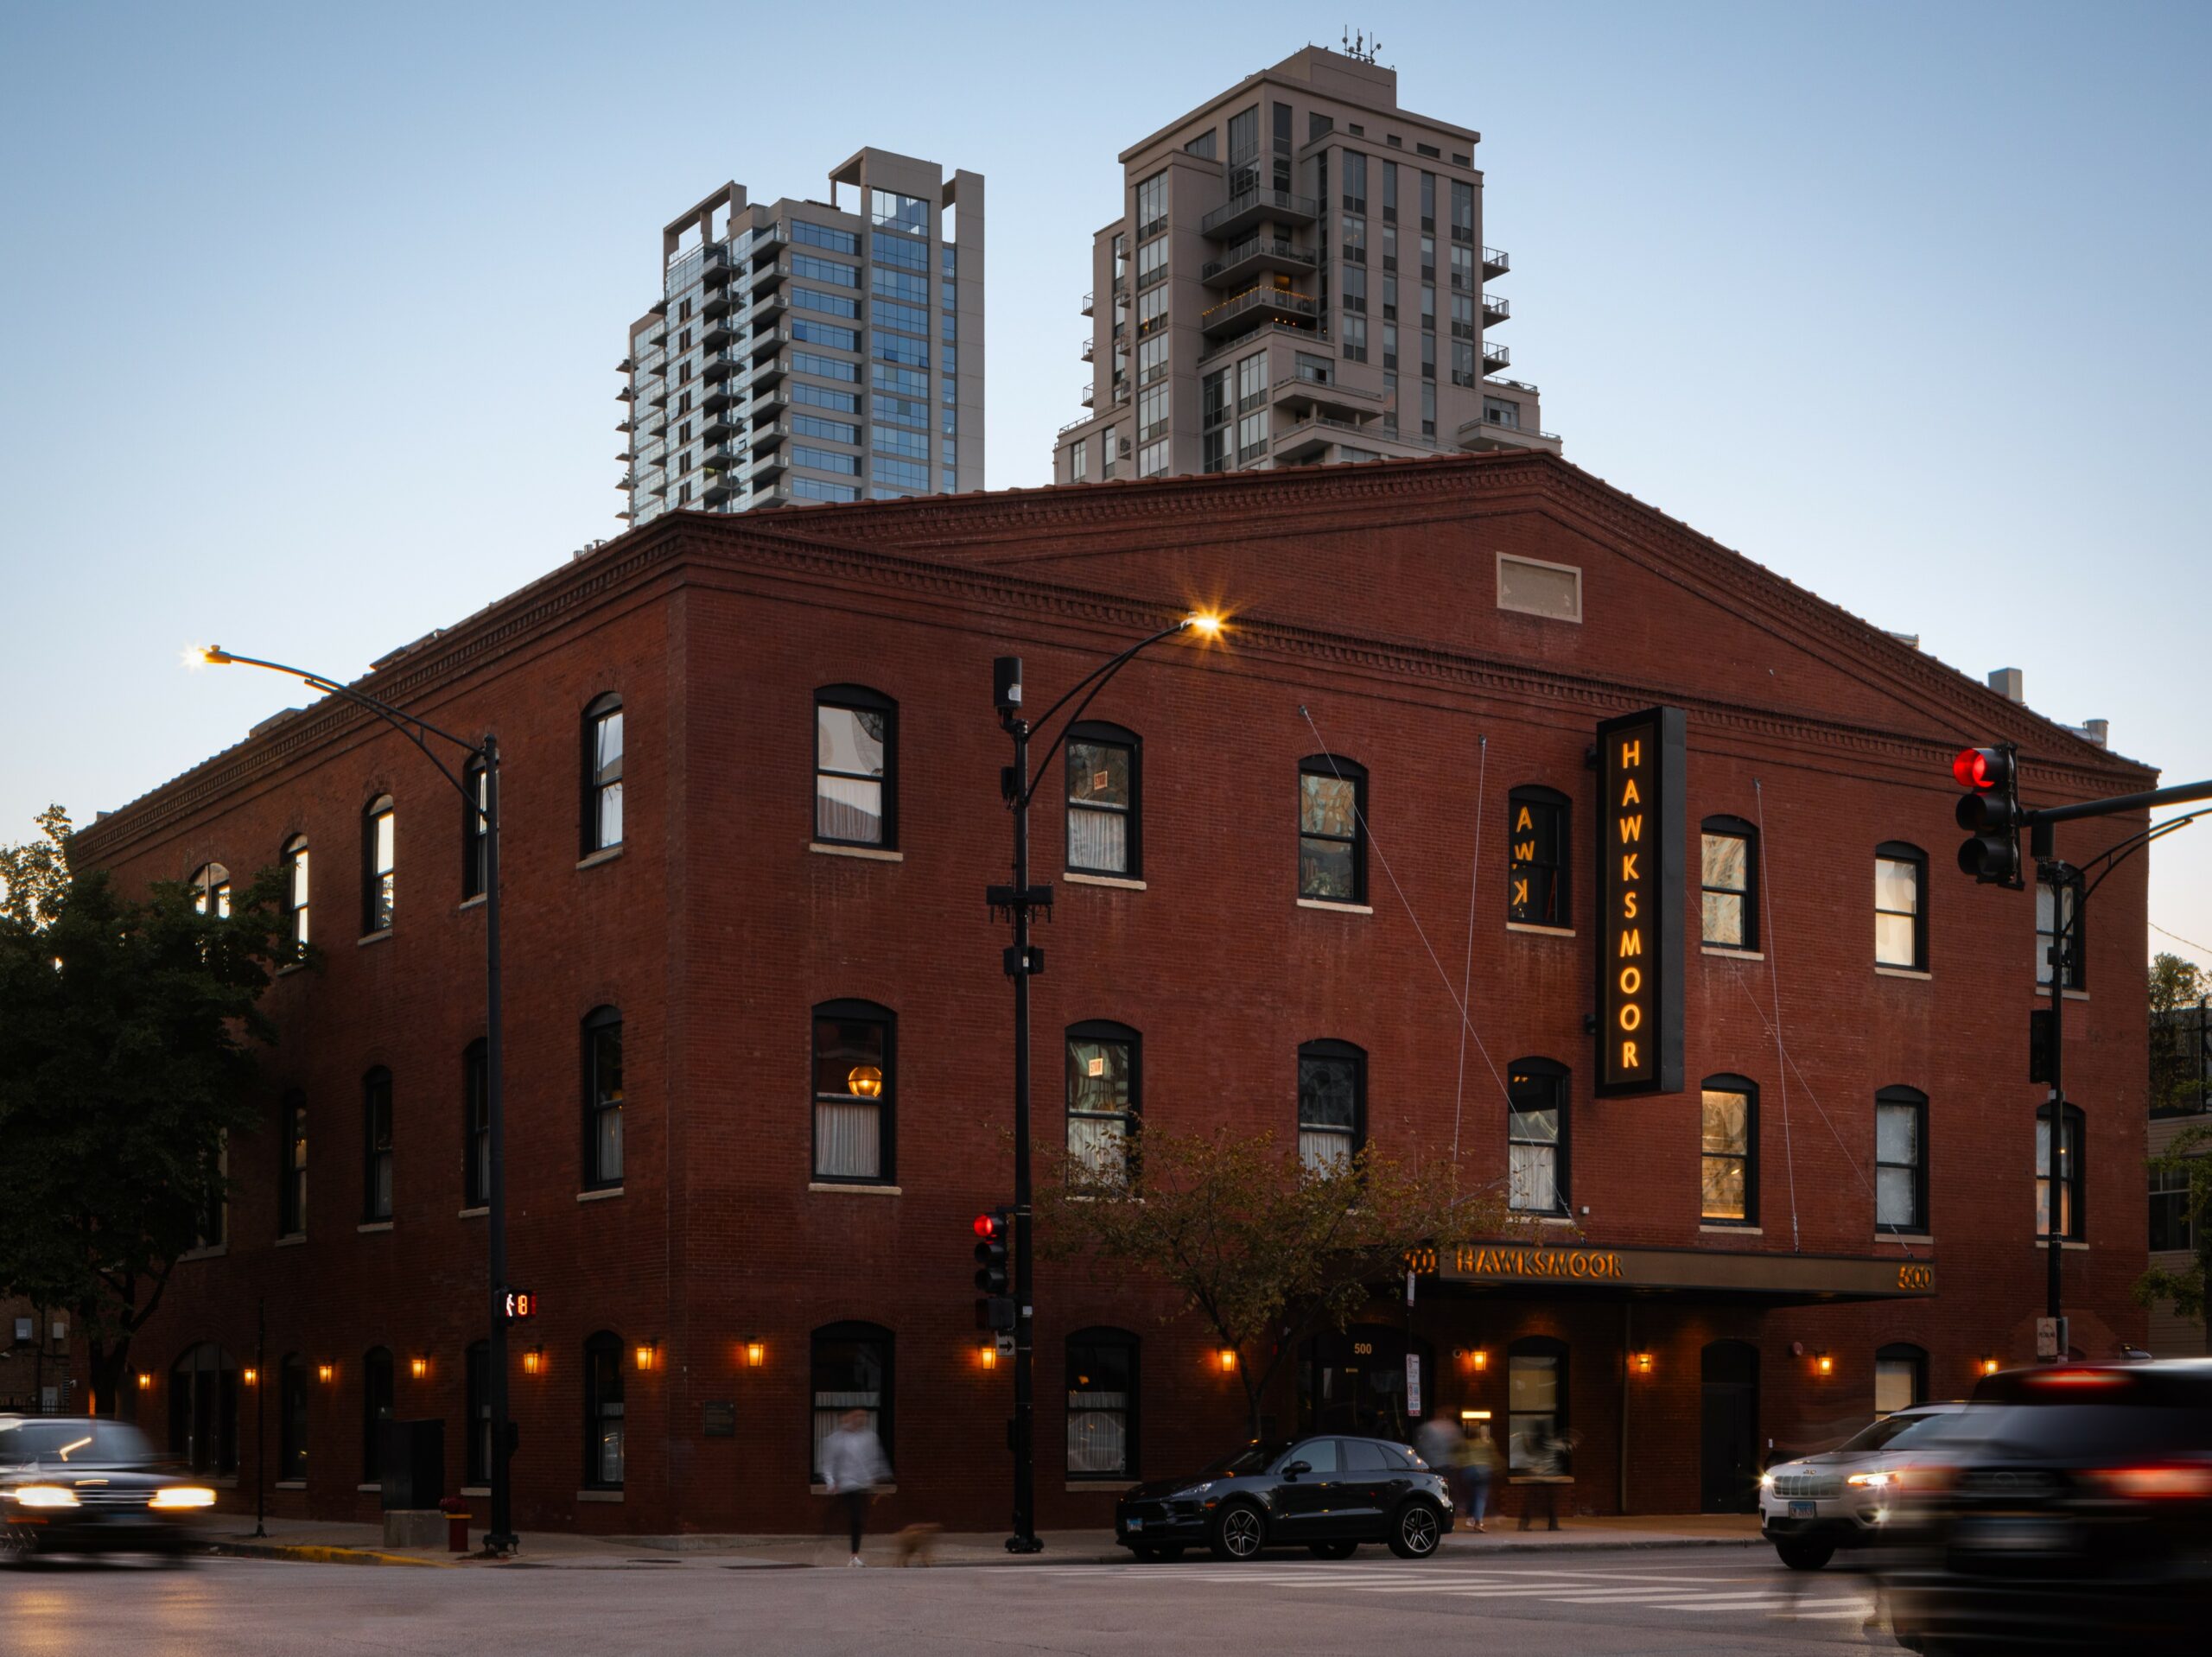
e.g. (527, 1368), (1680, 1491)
(2086, 1463), (2212, 1501)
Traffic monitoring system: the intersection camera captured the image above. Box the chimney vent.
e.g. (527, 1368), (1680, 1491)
(1987, 667), (2024, 703)
(2079, 719), (2108, 749)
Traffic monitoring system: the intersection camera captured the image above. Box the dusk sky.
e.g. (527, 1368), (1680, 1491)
(3, 1), (2207, 968)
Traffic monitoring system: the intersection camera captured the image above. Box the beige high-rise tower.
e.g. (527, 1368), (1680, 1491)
(1052, 46), (1556, 484)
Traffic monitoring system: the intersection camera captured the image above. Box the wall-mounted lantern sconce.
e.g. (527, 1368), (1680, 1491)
(744, 1340), (766, 1369)
(523, 1347), (543, 1377)
(317, 1363), (335, 1385)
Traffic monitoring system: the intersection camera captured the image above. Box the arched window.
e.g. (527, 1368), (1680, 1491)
(462, 1040), (490, 1209)
(1066, 1020), (1140, 1188)
(1874, 1343), (1927, 1417)
(1876, 1085), (1928, 1234)
(282, 835), (310, 948)
(1874, 841), (1927, 970)
(190, 862), (232, 919)
(2037, 1101), (2086, 1241)
(1507, 1058), (1569, 1214)
(361, 1068), (394, 1222)
(362, 794), (396, 935)
(278, 1090), (308, 1237)
(361, 1346), (394, 1483)
(1066, 721), (1141, 878)
(168, 1343), (238, 1475)
(1700, 1074), (1757, 1226)
(582, 1006), (624, 1191)
(1297, 1039), (1366, 1173)
(278, 1353), (308, 1482)
(814, 685), (896, 848)
(582, 694), (625, 854)
(813, 1000), (894, 1184)
(1700, 815), (1758, 949)
(1507, 785), (1571, 928)
(1067, 1327), (1139, 1480)
(1506, 1336), (1569, 1474)
(582, 1331), (626, 1489)
(810, 1322), (893, 1482)
(464, 1340), (492, 1487)
(461, 756), (489, 901)
(1298, 754), (1367, 904)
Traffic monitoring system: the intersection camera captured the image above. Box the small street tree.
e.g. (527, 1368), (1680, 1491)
(0, 807), (296, 1413)
(1034, 1127), (1515, 1439)
(2133, 952), (2212, 1353)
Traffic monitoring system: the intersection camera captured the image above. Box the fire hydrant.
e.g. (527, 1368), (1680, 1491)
(439, 1497), (470, 1553)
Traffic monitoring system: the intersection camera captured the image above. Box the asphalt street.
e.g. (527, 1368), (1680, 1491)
(0, 1545), (1903, 1656)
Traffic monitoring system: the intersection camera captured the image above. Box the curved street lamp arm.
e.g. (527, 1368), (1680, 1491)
(2075, 809), (2208, 907)
(1015, 621), (1191, 812)
(207, 648), (483, 806)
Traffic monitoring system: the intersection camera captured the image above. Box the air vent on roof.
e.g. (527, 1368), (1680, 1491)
(251, 707), (304, 738)
(1885, 631), (1921, 651)
(1986, 667), (2024, 703)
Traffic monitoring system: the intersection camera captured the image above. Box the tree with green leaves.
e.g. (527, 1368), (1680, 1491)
(2133, 953), (2212, 1352)
(0, 807), (297, 1413)
(1034, 1127), (1513, 1439)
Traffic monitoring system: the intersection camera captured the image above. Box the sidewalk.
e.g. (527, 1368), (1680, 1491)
(200, 1513), (1761, 1569)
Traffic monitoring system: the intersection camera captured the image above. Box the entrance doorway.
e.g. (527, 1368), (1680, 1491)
(1300, 1323), (1435, 1442)
(1700, 1339), (1759, 1513)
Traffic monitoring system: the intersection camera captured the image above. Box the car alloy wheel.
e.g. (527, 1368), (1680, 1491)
(1213, 1503), (1265, 1559)
(1389, 1501), (1441, 1559)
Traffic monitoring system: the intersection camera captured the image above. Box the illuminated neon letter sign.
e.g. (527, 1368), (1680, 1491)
(1594, 706), (1685, 1095)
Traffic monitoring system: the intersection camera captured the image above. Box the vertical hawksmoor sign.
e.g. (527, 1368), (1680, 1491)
(1594, 706), (1686, 1095)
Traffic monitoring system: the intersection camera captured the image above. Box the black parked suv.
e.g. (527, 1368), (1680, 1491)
(1884, 1360), (2212, 1655)
(1115, 1434), (1453, 1561)
(1, 1416), (215, 1562)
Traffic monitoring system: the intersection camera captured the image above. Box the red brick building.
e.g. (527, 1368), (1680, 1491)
(74, 453), (2152, 1534)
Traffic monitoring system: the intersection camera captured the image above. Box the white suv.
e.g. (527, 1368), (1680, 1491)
(1759, 1401), (1968, 1570)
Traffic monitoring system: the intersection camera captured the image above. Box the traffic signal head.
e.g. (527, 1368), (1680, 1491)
(1952, 743), (2024, 886)
(973, 1208), (1011, 1295)
(1952, 746), (2009, 790)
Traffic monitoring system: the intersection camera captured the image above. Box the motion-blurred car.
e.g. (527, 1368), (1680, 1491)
(0, 1415), (215, 1563)
(1884, 1359), (2212, 1655)
(1758, 1400), (1970, 1569)
(1114, 1434), (1453, 1560)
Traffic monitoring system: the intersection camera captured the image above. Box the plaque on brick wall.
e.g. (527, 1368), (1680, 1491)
(702, 1400), (735, 1438)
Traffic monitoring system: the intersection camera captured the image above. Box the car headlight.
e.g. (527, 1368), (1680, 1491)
(1167, 1482), (1214, 1501)
(150, 1487), (217, 1510)
(1758, 1471), (1776, 1489)
(11, 1485), (80, 1508)
(1846, 1472), (1891, 1489)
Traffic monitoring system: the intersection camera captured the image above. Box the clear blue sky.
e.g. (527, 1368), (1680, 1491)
(3, 2), (2207, 968)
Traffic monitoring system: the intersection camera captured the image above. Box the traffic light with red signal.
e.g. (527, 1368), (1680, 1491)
(1954, 743), (2025, 886)
(973, 1209), (1014, 1331)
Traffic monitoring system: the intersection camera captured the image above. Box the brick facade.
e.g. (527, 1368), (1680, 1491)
(73, 453), (2152, 1534)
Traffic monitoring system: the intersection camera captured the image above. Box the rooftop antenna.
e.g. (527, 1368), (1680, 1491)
(1342, 27), (1381, 65)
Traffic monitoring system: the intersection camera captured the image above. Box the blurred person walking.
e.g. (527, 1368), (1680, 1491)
(821, 1408), (891, 1565)
(1458, 1420), (1499, 1532)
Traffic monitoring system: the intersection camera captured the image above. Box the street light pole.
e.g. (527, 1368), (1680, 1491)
(988, 613), (1220, 1555)
(193, 646), (517, 1554)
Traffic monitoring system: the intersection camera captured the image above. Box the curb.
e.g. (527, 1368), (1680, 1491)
(207, 1540), (462, 1568)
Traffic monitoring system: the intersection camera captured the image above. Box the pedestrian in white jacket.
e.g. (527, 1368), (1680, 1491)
(821, 1410), (892, 1565)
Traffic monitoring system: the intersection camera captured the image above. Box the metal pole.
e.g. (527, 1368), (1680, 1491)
(253, 1298), (266, 1537)
(2040, 860), (2075, 1346)
(1007, 713), (1041, 1554)
(483, 735), (518, 1554)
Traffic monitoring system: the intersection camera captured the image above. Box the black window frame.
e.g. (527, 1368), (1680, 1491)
(464, 1339), (491, 1486)
(1066, 1019), (1141, 1190)
(461, 756), (489, 901)
(361, 1067), (394, 1222)
(810, 1320), (893, 1482)
(278, 1090), (308, 1237)
(1699, 814), (1758, 950)
(168, 1342), (238, 1476)
(813, 684), (898, 849)
(462, 1038), (490, 1209)
(1874, 841), (1928, 971)
(1066, 1327), (1140, 1481)
(811, 1000), (896, 1185)
(1699, 1073), (1758, 1226)
(278, 1353), (308, 1482)
(1298, 754), (1369, 905)
(281, 834), (310, 949)
(1875, 1084), (1929, 1235)
(190, 861), (232, 918)
(1507, 785), (1572, 929)
(1507, 1057), (1570, 1216)
(361, 1345), (394, 1483)
(582, 1006), (625, 1192)
(582, 1330), (626, 1489)
(582, 692), (625, 855)
(1873, 1342), (1927, 1417)
(2037, 1100), (2086, 1242)
(2150, 1162), (2195, 1253)
(1296, 1038), (1367, 1175)
(1065, 721), (1141, 879)
(361, 793), (395, 936)
(1506, 1335), (1570, 1474)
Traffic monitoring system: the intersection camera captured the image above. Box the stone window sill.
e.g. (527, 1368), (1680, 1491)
(1700, 1223), (1761, 1235)
(810, 841), (903, 863)
(357, 930), (393, 949)
(277, 962), (308, 976)
(577, 1187), (624, 1203)
(275, 1480), (306, 1490)
(1702, 946), (1764, 961)
(1064, 872), (1147, 891)
(460, 1486), (490, 1498)
(274, 1234), (307, 1249)
(1506, 922), (1574, 937)
(458, 1206), (488, 1219)
(2037, 987), (2091, 1001)
(1878, 1233), (1934, 1246)
(577, 1489), (625, 1503)
(808, 1182), (902, 1197)
(1297, 898), (1374, 915)
(357, 1482), (382, 1494)
(1874, 965), (1931, 981)
(178, 1243), (229, 1262)
(356, 1221), (393, 1234)
(458, 894), (486, 911)
(810, 1483), (899, 1496)
(577, 847), (624, 871)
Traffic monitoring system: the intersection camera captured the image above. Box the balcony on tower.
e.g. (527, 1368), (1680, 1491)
(1202, 188), (1320, 242)
(1201, 235), (1320, 291)
(1200, 284), (1319, 339)
(1482, 245), (1510, 281)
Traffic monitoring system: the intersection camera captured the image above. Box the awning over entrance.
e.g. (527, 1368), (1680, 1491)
(1421, 1241), (1937, 1305)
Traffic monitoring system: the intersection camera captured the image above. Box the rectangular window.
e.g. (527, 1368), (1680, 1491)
(586, 699), (623, 851)
(1876, 1090), (1925, 1232)
(279, 1359), (308, 1480)
(870, 190), (930, 235)
(871, 334), (929, 369)
(1298, 765), (1364, 903)
(1138, 333), (1169, 386)
(876, 392), (930, 430)
(1700, 1085), (1752, 1222)
(791, 254), (860, 288)
(791, 221), (858, 256)
(1185, 128), (1217, 160)
(1700, 828), (1754, 948)
(1228, 105), (1258, 168)
(871, 362), (929, 398)
(1507, 1063), (1567, 1214)
(1138, 384), (1170, 441)
(794, 414), (861, 445)
(792, 381), (861, 415)
(1507, 790), (1569, 927)
(1236, 350), (1269, 411)
(811, 1328), (891, 1481)
(1135, 171), (1167, 238)
(362, 797), (394, 935)
(1343, 149), (1367, 208)
(1066, 1336), (1135, 1477)
(873, 297), (929, 335)
(872, 455), (929, 490)
(1341, 314), (1367, 362)
(362, 1071), (393, 1222)
(584, 1011), (624, 1190)
(2037, 1105), (2084, 1241)
(870, 267), (929, 304)
(815, 693), (893, 846)
(869, 230), (928, 271)
(872, 425), (929, 460)
(1450, 178), (1475, 241)
(1067, 733), (1135, 875)
(1342, 263), (1367, 313)
(791, 444), (861, 475)
(1136, 287), (1166, 335)
(791, 319), (858, 352)
(1507, 1350), (1561, 1473)
(791, 351), (860, 384)
(1297, 1045), (1363, 1174)
(791, 477), (861, 504)
(1068, 436), (1088, 480)
(585, 1336), (625, 1488)
(813, 1008), (893, 1183)
(1236, 409), (1268, 463)
(1136, 439), (1168, 479)
(1067, 1028), (1137, 1187)
(1135, 236), (1167, 290)
(280, 1097), (308, 1236)
(2036, 884), (2084, 990)
(1875, 849), (1926, 969)
(1342, 213), (1366, 262)
(283, 839), (309, 947)
(2150, 1164), (2194, 1252)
